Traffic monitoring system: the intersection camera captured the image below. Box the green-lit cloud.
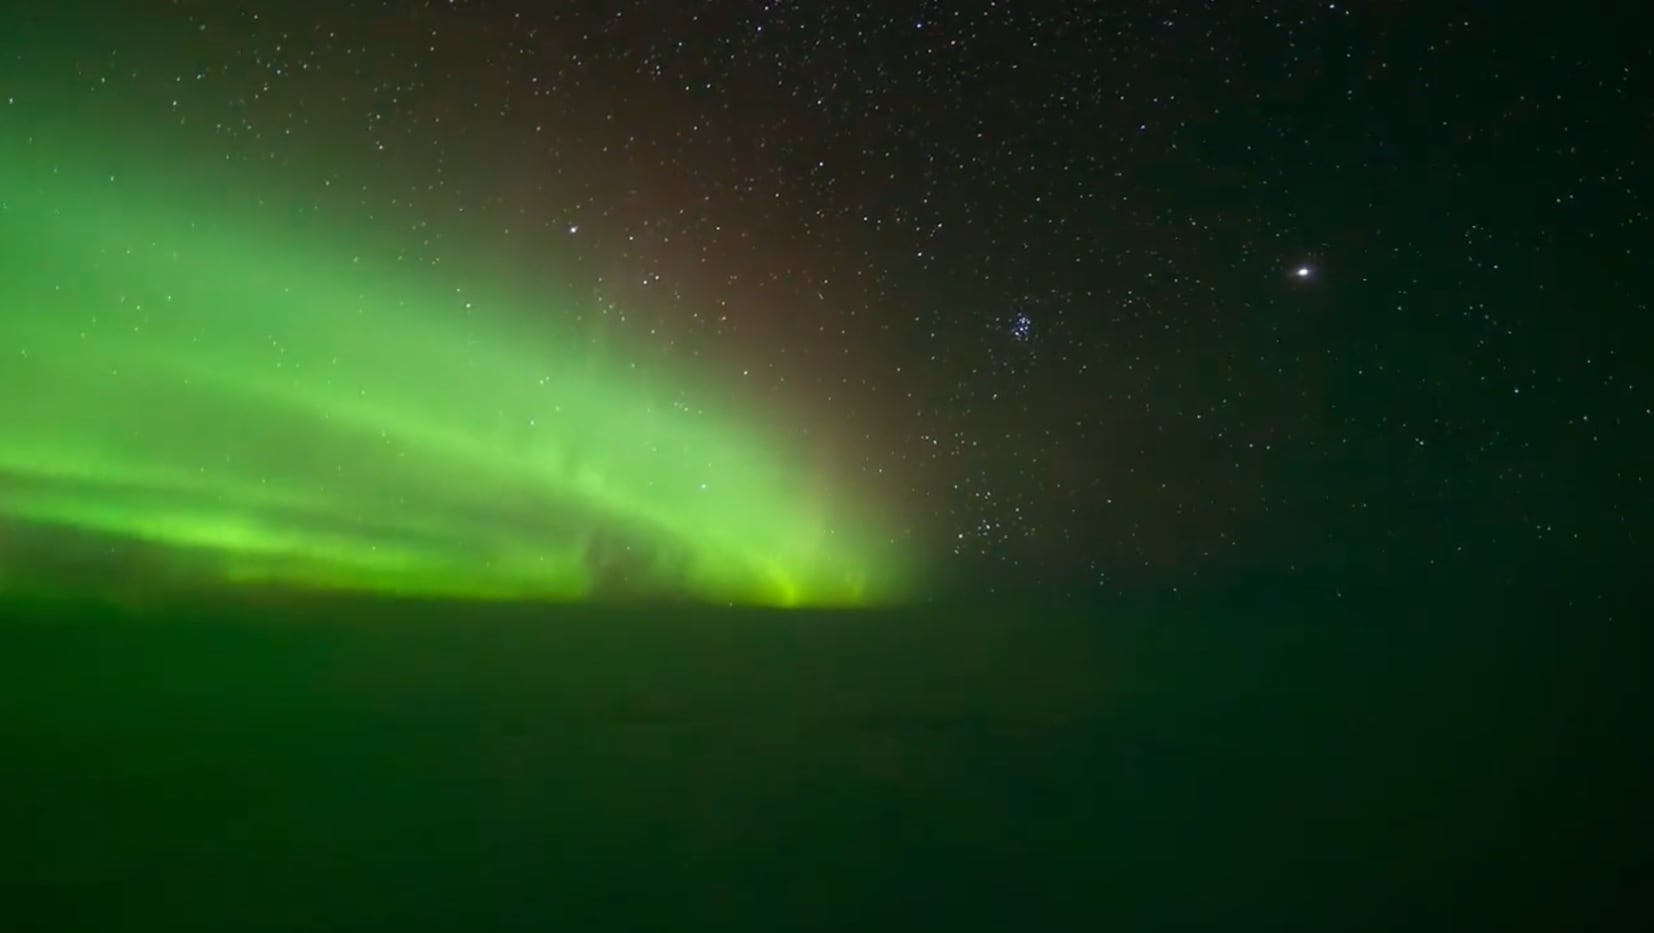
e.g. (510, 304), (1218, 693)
(0, 144), (917, 606)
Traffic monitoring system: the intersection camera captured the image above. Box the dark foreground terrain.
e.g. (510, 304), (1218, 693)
(1, 588), (1647, 931)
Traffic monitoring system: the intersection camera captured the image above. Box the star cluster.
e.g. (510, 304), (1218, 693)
(1, 2), (1645, 598)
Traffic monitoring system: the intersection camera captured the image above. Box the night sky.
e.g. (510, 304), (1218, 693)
(1, 2), (1647, 602)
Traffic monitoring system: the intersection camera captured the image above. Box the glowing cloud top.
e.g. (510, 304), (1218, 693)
(0, 145), (917, 606)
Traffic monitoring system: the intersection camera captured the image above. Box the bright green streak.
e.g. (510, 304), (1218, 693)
(0, 146), (915, 606)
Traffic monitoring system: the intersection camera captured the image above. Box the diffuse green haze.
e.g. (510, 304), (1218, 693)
(0, 144), (919, 606)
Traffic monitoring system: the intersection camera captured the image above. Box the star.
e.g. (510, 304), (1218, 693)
(1295, 266), (1312, 279)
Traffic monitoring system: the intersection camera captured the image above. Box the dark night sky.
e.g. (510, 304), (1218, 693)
(2, 1), (1647, 598)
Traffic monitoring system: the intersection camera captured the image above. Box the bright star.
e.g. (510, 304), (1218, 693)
(1295, 266), (1312, 278)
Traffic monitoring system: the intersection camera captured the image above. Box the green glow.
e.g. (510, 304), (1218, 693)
(0, 145), (918, 606)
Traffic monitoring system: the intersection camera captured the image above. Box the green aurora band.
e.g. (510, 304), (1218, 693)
(0, 145), (918, 607)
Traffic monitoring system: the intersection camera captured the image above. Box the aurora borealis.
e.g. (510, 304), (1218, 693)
(0, 144), (915, 607)
(1, 8), (1644, 929)
(0, 2), (1639, 601)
